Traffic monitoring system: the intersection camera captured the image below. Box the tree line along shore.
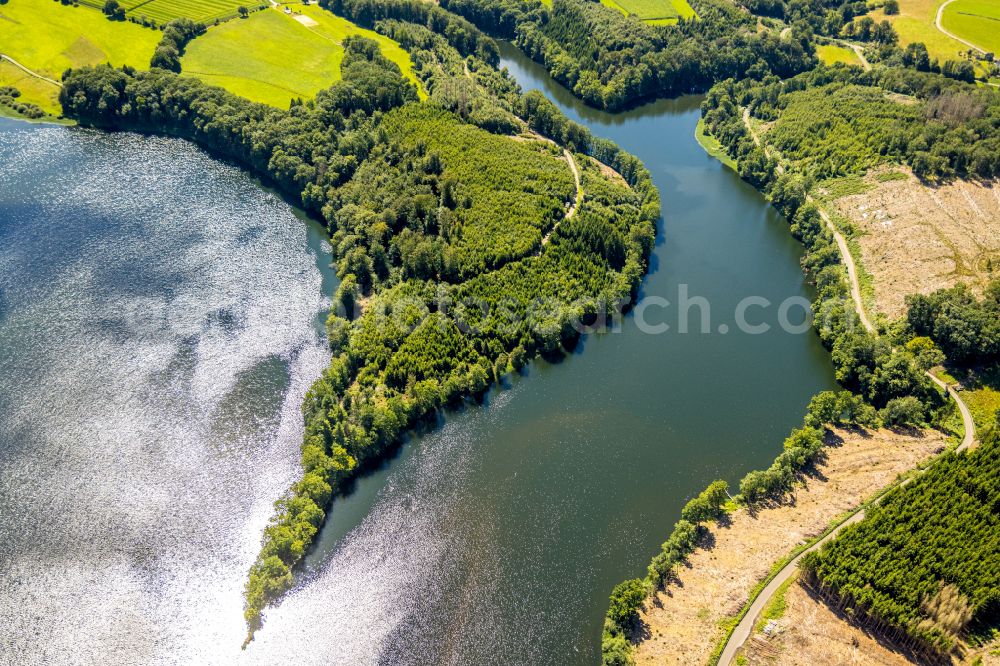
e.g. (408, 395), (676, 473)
(601, 27), (999, 666)
(3, 0), (999, 662)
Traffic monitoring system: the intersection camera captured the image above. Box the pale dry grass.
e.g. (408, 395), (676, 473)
(746, 578), (1000, 666)
(588, 156), (629, 188)
(742, 579), (915, 666)
(633, 428), (948, 665)
(832, 169), (1000, 320)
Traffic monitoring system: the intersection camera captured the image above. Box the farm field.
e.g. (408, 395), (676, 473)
(181, 10), (343, 108)
(0, 0), (159, 82)
(816, 44), (861, 66)
(870, 0), (976, 64)
(122, 0), (254, 25)
(295, 4), (419, 89)
(598, 0), (696, 24)
(940, 0), (1000, 55)
(181, 6), (419, 108)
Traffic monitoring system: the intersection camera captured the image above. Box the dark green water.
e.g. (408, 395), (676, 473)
(0, 48), (835, 665)
(247, 47), (838, 664)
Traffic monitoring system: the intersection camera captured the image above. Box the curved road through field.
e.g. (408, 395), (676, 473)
(717, 109), (979, 665)
(842, 40), (872, 71)
(936, 0), (987, 55)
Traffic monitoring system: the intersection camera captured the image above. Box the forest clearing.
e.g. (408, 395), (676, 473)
(825, 169), (1000, 320)
(739, 574), (1000, 666)
(632, 427), (946, 665)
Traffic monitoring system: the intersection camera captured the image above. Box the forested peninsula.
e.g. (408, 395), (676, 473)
(59, 27), (658, 638)
(426, 0), (816, 110)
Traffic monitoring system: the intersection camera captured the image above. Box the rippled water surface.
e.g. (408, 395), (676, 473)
(1, 53), (836, 666)
(0, 119), (333, 664)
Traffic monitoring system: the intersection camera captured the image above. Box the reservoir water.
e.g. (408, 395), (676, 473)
(0, 45), (835, 666)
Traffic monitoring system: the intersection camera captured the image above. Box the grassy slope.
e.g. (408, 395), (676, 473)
(181, 6), (420, 109)
(297, 4), (420, 92)
(598, 0), (696, 24)
(939, 365), (1000, 437)
(0, 0), (159, 80)
(0, 0), (158, 113)
(940, 0), (1000, 54)
(871, 0), (976, 65)
(125, 0), (248, 24)
(695, 118), (736, 169)
(182, 10), (344, 108)
(0, 60), (60, 115)
(816, 44), (861, 66)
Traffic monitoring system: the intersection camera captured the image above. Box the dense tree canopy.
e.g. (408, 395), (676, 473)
(439, 0), (816, 110)
(60, 30), (658, 637)
(705, 66), (1000, 182)
(906, 280), (1000, 366)
(802, 428), (1000, 659)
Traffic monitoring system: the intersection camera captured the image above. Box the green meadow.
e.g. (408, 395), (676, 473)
(0, 0), (159, 112)
(122, 0), (252, 24)
(816, 44), (861, 66)
(598, 0), (696, 24)
(0, 61), (61, 116)
(181, 5), (420, 108)
(941, 0), (1000, 54)
(0, 0), (160, 79)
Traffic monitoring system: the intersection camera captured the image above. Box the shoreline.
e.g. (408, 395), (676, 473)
(0, 106), (74, 126)
(634, 427), (948, 665)
(687, 99), (981, 666)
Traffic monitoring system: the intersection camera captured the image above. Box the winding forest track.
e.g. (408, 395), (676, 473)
(541, 148), (581, 246)
(564, 148), (581, 217)
(716, 108), (980, 665)
(841, 40), (872, 71)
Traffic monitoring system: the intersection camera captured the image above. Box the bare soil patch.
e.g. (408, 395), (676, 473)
(293, 13), (319, 26)
(832, 169), (1000, 319)
(745, 579), (1000, 666)
(588, 155), (629, 188)
(633, 427), (948, 665)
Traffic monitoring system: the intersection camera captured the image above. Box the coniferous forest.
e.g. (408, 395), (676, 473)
(801, 427), (1000, 660)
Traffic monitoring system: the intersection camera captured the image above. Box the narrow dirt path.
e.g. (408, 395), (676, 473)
(717, 510), (867, 666)
(844, 40), (872, 71)
(742, 107), (873, 332)
(0, 54), (62, 87)
(927, 372), (976, 451)
(936, 0), (986, 55)
(541, 149), (581, 246)
(828, 38), (872, 71)
(564, 149), (581, 217)
(717, 109), (979, 665)
(719, 388), (975, 663)
(816, 207), (876, 333)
